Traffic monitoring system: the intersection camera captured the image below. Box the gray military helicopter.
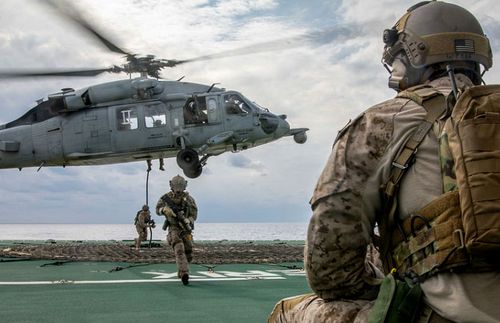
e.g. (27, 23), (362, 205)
(0, 1), (308, 178)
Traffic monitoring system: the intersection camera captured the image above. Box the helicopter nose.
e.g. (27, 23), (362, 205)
(274, 116), (290, 138)
(258, 113), (290, 138)
(259, 113), (280, 134)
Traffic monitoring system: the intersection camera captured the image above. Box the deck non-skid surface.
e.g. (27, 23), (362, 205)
(0, 259), (309, 323)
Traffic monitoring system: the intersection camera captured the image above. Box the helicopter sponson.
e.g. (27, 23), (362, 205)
(0, 77), (308, 178)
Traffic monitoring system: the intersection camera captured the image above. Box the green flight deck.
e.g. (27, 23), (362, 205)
(0, 241), (309, 323)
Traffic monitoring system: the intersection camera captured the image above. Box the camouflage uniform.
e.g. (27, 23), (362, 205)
(156, 190), (197, 277)
(134, 208), (152, 250)
(268, 75), (500, 322)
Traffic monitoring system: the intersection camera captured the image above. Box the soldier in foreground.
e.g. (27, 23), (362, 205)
(156, 175), (198, 285)
(269, 1), (500, 322)
(134, 205), (155, 251)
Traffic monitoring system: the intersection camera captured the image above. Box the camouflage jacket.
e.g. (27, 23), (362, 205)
(305, 75), (500, 321)
(135, 210), (151, 229)
(155, 191), (197, 228)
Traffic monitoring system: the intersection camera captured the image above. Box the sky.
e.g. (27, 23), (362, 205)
(0, 0), (499, 224)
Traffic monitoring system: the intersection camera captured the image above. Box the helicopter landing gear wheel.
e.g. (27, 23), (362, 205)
(177, 148), (203, 178)
(183, 164), (203, 179)
(176, 148), (199, 169)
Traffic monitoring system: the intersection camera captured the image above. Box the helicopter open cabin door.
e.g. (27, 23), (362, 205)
(111, 102), (172, 157)
(222, 92), (257, 149)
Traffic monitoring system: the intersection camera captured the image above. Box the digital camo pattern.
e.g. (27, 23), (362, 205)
(268, 246), (382, 323)
(135, 210), (151, 249)
(135, 210), (151, 230)
(281, 99), (403, 322)
(167, 227), (192, 275)
(306, 98), (403, 301)
(273, 76), (500, 323)
(156, 191), (198, 227)
(305, 76), (474, 301)
(268, 294), (373, 323)
(156, 190), (198, 275)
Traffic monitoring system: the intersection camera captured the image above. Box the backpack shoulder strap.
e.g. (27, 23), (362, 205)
(397, 84), (441, 105)
(379, 86), (447, 272)
(386, 86), (446, 197)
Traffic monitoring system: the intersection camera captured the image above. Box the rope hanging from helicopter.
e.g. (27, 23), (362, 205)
(146, 159), (153, 248)
(145, 160), (152, 206)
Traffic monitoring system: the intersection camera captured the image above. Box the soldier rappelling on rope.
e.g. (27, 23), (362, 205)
(134, 205), (155, 251)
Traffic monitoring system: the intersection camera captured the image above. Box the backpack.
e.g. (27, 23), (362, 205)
(380, 83), (500, 276)
(442, 84), (500, 262)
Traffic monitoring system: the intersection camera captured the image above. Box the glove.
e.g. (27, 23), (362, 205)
(183, 217), (192, 228)
(160, 207), (175, 218)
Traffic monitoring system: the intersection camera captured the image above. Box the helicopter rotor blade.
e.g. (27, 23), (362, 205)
(0, 67), (119, 79)
(172, 25), (357, 67)
(41, 0), (131, 56)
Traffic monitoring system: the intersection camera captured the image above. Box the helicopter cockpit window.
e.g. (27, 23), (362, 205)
(145, 104), (167, 128)
(224, 94), (251, 115)
(184, 97), (208, 125)
(116, 107), (138, 131)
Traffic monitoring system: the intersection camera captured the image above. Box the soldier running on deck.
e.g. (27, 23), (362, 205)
(156, 175), (198, 285)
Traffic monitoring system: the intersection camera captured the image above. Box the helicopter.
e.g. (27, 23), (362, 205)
(0, 1), (308, 178)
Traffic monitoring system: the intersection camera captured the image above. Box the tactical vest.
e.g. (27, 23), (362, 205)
(380, 84), (500, 279)
(164, 192), (187, 227)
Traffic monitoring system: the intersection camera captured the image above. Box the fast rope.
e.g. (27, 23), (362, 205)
(198, 264), (218, 272)
(109, 263), (151, 273)
(268, 263), (304, 270)
(0, 258), (33, 263)
(146, 159), (152, 206)
(40, 260), (73, 267)
(146, 159), (153, 248)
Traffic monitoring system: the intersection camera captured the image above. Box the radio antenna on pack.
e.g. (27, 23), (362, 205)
(446, 64), (459, 101)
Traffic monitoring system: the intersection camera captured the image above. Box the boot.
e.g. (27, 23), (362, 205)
(181, 273), (189, 285)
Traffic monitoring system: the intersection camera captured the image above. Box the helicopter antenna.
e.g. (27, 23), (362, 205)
(207, 83), (220, 93)
(446, 64), (459, 101)
(37, 161), (46, 172)
(177, 76), (185, 82)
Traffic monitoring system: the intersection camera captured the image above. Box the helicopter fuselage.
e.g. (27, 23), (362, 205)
(0, 78), (306, 177)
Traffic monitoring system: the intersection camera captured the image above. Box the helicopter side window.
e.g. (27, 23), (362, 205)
(184, 97), (208, 125)
(224, 94), (251, 115)
(145, 104), (167, 128)
(207, 98), (218, 123)
(116, 107), (138, 131)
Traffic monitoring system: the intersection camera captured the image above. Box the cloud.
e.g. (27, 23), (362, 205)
(227, 154), (266, 174)
(0, 0), (500, 225)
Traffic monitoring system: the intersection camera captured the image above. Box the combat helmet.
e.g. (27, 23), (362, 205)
(170, 175), (187, 192)
(142, 205), (149, 211)
(382, 1), (492, 91)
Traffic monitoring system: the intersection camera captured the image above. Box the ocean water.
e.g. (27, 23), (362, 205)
(0, 223), (307, 241)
